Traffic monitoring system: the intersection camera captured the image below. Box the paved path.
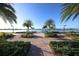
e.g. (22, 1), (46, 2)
(27, 38), (55, 56)
(7, 33), (67, 56)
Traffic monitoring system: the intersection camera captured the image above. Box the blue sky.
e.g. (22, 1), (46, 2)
(1, 3), (78, 29)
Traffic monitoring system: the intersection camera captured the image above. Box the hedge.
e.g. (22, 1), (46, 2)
(0, 40), (31, 56)
(0, 32), (14, 39)
(49, 41), (79, 56)
(44, 32), (58, 37)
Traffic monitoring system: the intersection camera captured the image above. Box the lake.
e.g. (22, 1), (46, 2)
(0, 29), (79, 33)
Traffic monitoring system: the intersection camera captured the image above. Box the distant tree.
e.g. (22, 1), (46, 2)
(43, 19), (55, 32)
(23, 20), (33, 32)
(61, 3), (79, 22)
(0, 3), (17, 24)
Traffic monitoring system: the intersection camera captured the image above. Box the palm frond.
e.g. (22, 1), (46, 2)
(43, 19), (55, 29)
(0, 3), (17, 24)
(23, 20), (33, 29)
(61, 3), (79, 22)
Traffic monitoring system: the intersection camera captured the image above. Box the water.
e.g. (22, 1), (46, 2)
(42, 29), (79, 33)
(0, 29), (79, 33)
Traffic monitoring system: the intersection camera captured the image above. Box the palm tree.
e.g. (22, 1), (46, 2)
(23, 20), (33, 32)
(43, 19), (55, 32)
(61, 3), (79, 22)
(0, 3), (17, 24)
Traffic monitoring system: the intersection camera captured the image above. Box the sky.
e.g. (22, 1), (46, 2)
(0, 3), (79, 29)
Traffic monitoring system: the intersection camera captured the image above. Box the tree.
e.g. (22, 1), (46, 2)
(43, 19), (55, 32)
(0, 3), (17, 24)
(23, 20), (33, 32)
(61, 3), (79, 22)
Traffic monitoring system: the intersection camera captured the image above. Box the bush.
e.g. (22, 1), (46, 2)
(44, 31), (58, 37)
(21, 32), (33, 38)
(0, 40), (31, 56)
(49, 41), (79, 56)
(0, 32), (14, 39)
(65, 32), (79, 40)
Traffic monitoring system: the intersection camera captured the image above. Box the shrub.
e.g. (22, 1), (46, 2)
(44, 31), (58, 37)
(0, 32), (14, 39)
(0, 40), (31, 56)
(49, 41), (79, 56)
(65, 32), (79, 40)
(21, 32), (33, 38)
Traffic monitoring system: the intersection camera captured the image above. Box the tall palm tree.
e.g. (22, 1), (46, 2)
(0, 3), (17, 24)
(23, 20), (33, 32)
(43, 19), (55, 32)
(61, 3), (79, 22)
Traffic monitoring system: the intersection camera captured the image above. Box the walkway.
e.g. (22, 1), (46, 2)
(28, 38), (55, 56)
(7, 33), (66, 56)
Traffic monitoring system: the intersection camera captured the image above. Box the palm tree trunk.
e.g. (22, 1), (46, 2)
(49, 26), (51, 32)
(27, 27), (29, 32)
(49, 29), (50, 32)
(27, 27), (30, 37)
(26, 27), (29, 34)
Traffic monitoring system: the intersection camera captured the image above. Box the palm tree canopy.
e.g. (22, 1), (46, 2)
(0, 3), (17, 24)
(61, 3), (79, 22)
(43, 19), (55, 29)
(23, 20), (33, 29)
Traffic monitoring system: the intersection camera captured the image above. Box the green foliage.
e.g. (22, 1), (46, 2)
(0, 32), (14, 39)
(43, 19), (55, 30)
(21, 32), (33, 38)
(44, 31), (58, 37)
(43, 19), (56, 37)
(0, 40), (31, 56)
(0, 3), (17, 23)
(23, 20), (33, 30)
(65, 32), (79, 40)
(61, 3), (79, 22)
(50, 41), (79, 56)
(22, 20), (34, 38)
